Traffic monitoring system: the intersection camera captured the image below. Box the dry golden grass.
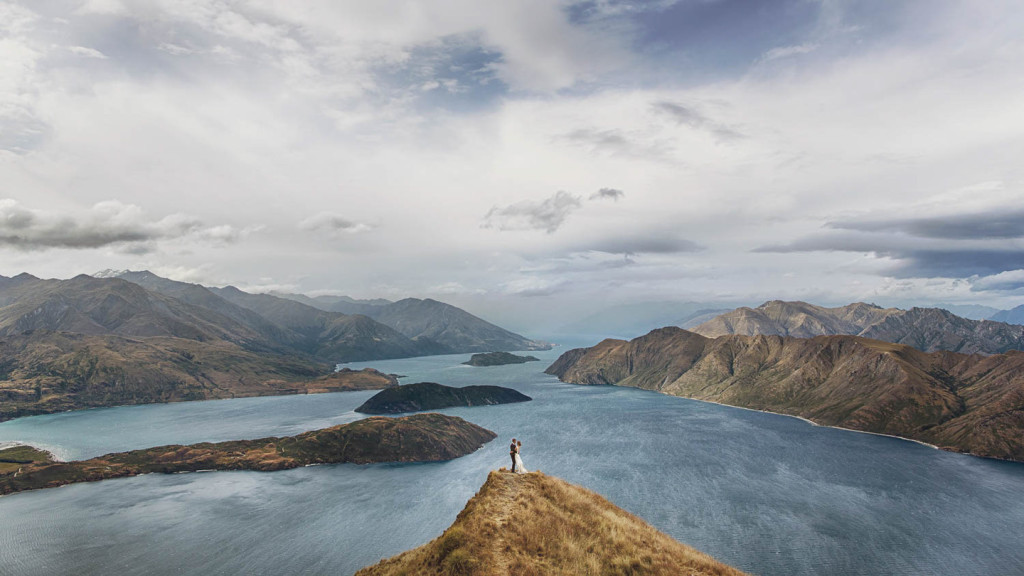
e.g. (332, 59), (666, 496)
(357, 470), (747, 576)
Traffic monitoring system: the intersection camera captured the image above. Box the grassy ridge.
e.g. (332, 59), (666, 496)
(358, 470), (746, 576)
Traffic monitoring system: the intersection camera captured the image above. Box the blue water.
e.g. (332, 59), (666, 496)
(2, 348), (1023, 576)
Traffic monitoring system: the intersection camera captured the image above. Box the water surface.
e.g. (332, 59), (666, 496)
(2, 349), (1023, 576)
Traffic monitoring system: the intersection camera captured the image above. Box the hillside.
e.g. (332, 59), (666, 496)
(367, 298), (551, 353)
(692, 300), (1024, 354)
(356, 382), (531, 414)
(547, 327), (1024, 462)
(0, 330), (406, 422)
(357, 470), (746, 576)
(0, 413), (496, 495)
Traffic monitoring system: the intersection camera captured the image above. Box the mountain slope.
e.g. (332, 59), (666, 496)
(368, 298), (550, 352)
(210, 286), (440, 360)
(357, 470), (746, 576)
(546, 327), (1024, 462)
(692, 300), (1024, 354)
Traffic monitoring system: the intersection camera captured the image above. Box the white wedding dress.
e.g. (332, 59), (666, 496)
(514, 452), (527, 474)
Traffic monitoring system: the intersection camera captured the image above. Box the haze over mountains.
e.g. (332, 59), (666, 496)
(692, 300), (1024, 355)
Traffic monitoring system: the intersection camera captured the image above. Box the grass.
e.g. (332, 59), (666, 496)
(0, 445), (54, 474)
(357, 470), (747, 576)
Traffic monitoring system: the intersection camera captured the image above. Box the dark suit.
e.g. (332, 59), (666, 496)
(510, 443), (517, 472)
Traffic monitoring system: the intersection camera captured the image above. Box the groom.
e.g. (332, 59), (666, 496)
(509, 438), (517, 472)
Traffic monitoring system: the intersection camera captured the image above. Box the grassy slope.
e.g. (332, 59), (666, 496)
(547, 327), (1024, 461)
(358, 470), (746, 576)
(0, 413), (495, 496)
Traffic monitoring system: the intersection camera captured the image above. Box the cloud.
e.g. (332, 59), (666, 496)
(758, 43), (819, 63)
(971, 270), (1024, 292)
(482, 191), (582, 233)
(0, 199), (244, 251)
(590, 187), (625, 201)
(651, 101), (744, 141)
(299, 213), (374, 235)
(68, 46), (108, 59)
(559, 128), (675, 162)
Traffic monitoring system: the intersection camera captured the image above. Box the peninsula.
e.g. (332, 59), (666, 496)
(0, 413), (495, 496)
(355, 382), (531, 414)
(357, 470), (747, 576)
(547, 327), (1024, 462)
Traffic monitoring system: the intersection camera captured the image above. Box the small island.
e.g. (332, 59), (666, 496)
(462, 351), (540, 366)
(0, 413), (495, 496)
(355, 382), (531, 414)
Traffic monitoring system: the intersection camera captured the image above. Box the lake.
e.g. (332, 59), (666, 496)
(2, 347), (1023, 576)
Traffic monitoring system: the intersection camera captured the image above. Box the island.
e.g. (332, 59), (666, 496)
(357, 470), (747, 576)
(462, 351), (540, 366)
(0, 413), (495, 496)
(355, 382), (531, 414)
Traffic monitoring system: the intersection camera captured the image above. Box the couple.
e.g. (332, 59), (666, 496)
(509, 438), (528, 474)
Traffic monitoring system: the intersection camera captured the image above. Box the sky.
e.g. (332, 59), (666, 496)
(1, 0), (1024, 331)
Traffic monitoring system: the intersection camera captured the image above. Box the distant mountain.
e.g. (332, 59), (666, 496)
(209, 286), (440, 360)
(357, 470), (746, 576)
(547, 327), (1024, 462)
(991, 304), (1024, 325)
(930, 303), (1003, 321)
(270, 291), (391, 316)
(692, 300), (1024, 354)
(558, 301), (735, 339)
(367, 298), (551, 352)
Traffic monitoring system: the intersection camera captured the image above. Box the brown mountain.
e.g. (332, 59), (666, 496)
(1, 413), (495, 496)
(546, 327), (1024, 462)
(692, 300), (1024, 354)
(357, 470), (746, 576)
(0, 329), (404, 422)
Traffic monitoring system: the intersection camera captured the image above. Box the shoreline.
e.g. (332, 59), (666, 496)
(685, 396), (943, 451)
(0, 441), (63, 462)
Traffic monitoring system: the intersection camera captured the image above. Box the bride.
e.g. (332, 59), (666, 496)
(514, 440), (527, 474)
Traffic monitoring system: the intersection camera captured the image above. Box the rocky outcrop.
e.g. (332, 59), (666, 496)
(547, 327), (1024, 462)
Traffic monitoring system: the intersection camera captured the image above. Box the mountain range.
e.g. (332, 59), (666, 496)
(0, 270), (546, 420)
(547, 327), (1024, 462)
(691, 300), (1024, 354)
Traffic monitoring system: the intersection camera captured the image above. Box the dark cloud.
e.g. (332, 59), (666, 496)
(590, 187), (625, 201)
(584, 233), (704, 256)
(482, 191), (582, 233)
(828, 208), (1024, 240)
(0, 199), (239, 251)
(652, 101), (744, 141)
(756, 229), (1024, 278)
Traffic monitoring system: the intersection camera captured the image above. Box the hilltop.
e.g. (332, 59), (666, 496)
(547, 327), (1024, 462)
(358, 470), (746, 576)
(0, 413), (495, 496)
(463, 351), (540, 366)
(691, 300), (1024, 354)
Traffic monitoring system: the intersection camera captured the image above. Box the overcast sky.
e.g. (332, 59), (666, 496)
(2, 0), (1023, 331)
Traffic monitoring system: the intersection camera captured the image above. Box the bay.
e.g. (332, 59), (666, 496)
(1, 347), (1023, 576)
